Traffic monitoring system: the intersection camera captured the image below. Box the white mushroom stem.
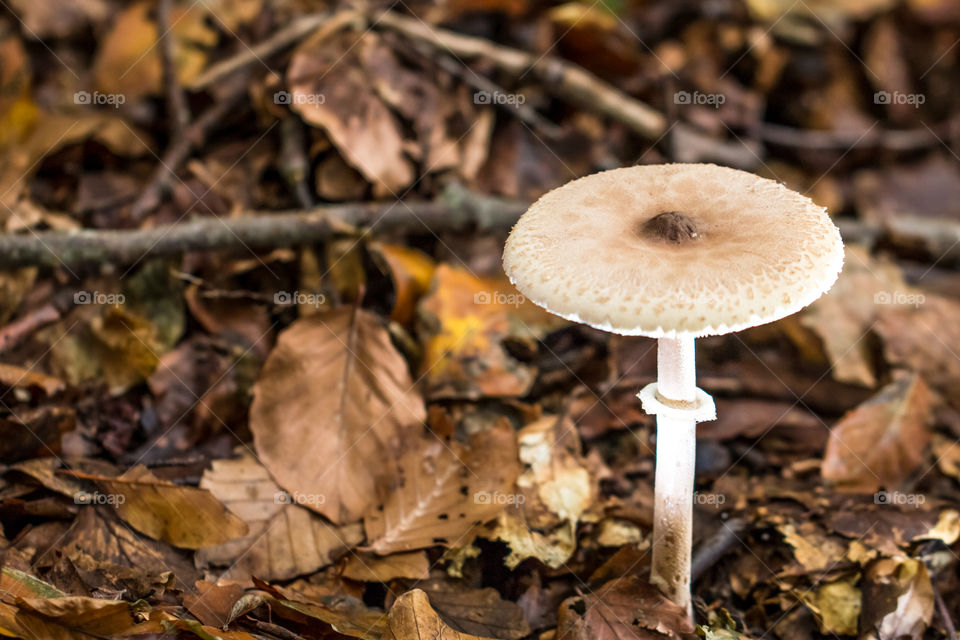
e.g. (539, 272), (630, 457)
(651, 335), (698, 616)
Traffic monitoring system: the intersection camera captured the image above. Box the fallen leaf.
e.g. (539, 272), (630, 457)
(0, 596), (141, 640)
(800, 246), (914, 387)
(77, 465), (249, 549)
(556, 576), (694, 640)
(417, 265), (564, 399)
(341, 551), (429, 582)
(250, 308), (426, 524)
(411, 579), (531, 640)
(288, 30), (414, 196)
(182, 580), (246, 628)
(364, 420), (520, 555)
(860, 558), (933, 640)
(382, 589), (496, 640)
(822, 374), (932, 493)
(197, 456), (362, 582)
(369, 242), (436, 326)
(800, 576), (861, 635)
(875, 294), (960, 410)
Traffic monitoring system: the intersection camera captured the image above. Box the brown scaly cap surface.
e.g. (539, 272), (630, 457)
(502, 163), (844, 338)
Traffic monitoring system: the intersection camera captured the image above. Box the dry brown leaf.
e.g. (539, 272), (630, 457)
(0, 596), (140, 640)
(288, 30), (414, 196)
(382, 589), (497, 640)
(557, 576), (694, 640)
(369, 242), (436, 326)
(417, 265), (565, 399)
(412, 579), (531, 640)
(250, 308), (426, 524)
(182, 580), (245, 628)
(364, 420), (520, 555)
(821, 374), (931, 493)
(198, 456), (362, 582)
(860, 558), (933, 640)
(491, 414), (596, 569)
(800, 245), (913, 387)
(341, 551), (429, 582)
(875, 294), (960, 410)
(77, 465), (248, 549)
(93, 1), (216, 100)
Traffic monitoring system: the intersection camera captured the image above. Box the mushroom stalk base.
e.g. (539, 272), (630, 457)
(638, 336), (717, 619)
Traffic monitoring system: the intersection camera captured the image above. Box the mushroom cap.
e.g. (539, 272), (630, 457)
(502, 163), (844, 338)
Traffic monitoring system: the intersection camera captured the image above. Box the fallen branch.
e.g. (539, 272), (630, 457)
(373, 10), (668, 140)
(0, 186), (527, 269)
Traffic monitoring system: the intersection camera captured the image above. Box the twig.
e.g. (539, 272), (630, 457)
(691, 518), (747, 583)
(0, 304), (60, 353)
(189, 10), (360, 90)
(159, 0), (190, 136)
(279, 115), (314, 209)
(0, 186), (527, 269)
(129, 74), (248, 221)
(931, 577), (958, 639)
(373, 10), (667, 140)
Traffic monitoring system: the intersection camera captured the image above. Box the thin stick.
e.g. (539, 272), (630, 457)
(0, 187), (528, 269)
(159, 0), (190, 135)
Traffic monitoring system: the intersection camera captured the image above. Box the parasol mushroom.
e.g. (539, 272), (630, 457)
(502, 163), (843, 615)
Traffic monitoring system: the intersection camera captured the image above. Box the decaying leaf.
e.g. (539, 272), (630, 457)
(364, 420), (520, 555)
(417, 265), (564, 399)
(860, 558), (933, 640)
(76, 465), (248, 549)
(288, 30), (414, 196)
(799, 576), (861, 635)
(490, 414), (596, 568)
(557, 576), (694, 640)
(341, 551), (429, 582)
(411, 580), (531, 640)
(382, 589), (498, 640)
(822, 374), (931, 493)
(198, 455), (362, 582)
(875, 294), (960, 410)
(0, 595), (142, 640)
(250, 308), (426, 524)
(800, 246), (914, 388)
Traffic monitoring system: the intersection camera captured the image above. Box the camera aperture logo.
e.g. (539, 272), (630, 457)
(274, 90), (325, 106)
(874, 91), (925, 108)
(74, 91), (126, 108)
(474, 290), (525, 307)
(873, 290), (925, 307)
(274, 491), (326, 506)
(74, 290), (125, 306)
(874, 490), (925, 508)
(674, 90), (725, 108)
(474, 90), (526, 107)
(74, 491), (125, 505)
(474, 491), (524, 505)
(274, 291), (326, 307)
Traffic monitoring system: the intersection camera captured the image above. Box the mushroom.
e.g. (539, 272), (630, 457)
(502, 163), (843, 615)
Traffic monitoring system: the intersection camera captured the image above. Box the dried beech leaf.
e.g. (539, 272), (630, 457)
(80, 465), (249, 549)
(250, 308), (426, 524)
(414, 579), (531, 640)
(198, 456), (362, 582)
(288, 30), (414, 196)
(341, 551), (429, 582)
(821, 374), (931, 493)
(382, 589), (496, 640)
(364, 420), (520, 555)
(860, 558), (934, 640)
(557, 576), (694, 640)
